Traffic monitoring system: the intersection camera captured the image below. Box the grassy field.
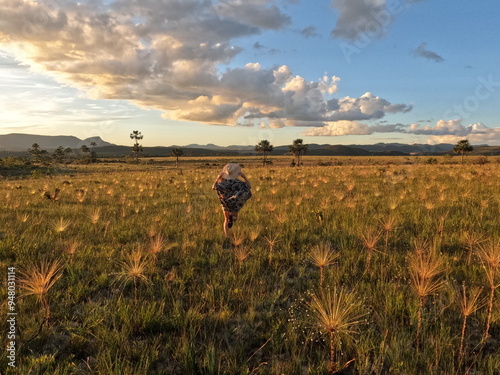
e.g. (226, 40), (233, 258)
(1, 156), (499, 374)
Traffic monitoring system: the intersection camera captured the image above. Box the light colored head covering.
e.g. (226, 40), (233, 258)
(221, 163), (241, 179)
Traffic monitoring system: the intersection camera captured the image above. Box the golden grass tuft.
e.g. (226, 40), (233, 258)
(19, 259), (64, 319)
(408, 244), (445, 345)
(113, 250), (151, 302)
(234, 246), (252, 271)
(309, 243), (340, 287)
(455, 283), (485, 359)
(306, 288), (368, 374)
(53, 217), (71, 233)
(476, 241), (500, 341)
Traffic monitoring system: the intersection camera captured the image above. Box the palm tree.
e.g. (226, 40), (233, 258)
(130, 130), (144, 163)
(289, 138), (308, 166)
(171, 147), (183, 167)
(255, 140), (273, 166)
(453, 139), (473, 163)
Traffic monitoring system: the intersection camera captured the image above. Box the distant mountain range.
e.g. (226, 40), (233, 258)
(1, 133), (499, 157)
(0, 134), (113, 151)
(179, 142), (461, 155)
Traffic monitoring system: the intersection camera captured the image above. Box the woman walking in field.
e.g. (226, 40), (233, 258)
(212, 163), (252, 236)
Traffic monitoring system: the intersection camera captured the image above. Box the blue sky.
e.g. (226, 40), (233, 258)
(1, 0), (499, 147)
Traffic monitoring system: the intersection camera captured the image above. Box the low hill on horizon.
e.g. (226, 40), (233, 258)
(1, 133), (498, 157)
(0, 133), (113, 151)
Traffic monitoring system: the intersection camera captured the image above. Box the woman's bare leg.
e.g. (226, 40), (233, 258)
(223, 211), (231, 236)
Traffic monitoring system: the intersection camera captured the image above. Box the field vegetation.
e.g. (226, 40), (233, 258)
(1, 156), (499, 374)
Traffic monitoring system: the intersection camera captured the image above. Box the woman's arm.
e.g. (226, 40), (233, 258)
(212, 173), (223, 190)
(239, 172), (251, 189)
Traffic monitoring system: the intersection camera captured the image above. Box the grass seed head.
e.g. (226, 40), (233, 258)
(309, 243), (340, 269)
(455, 283), (485, 317)
(410, 272), (446, 299)
(89, 208), (101, 225)
(361, 230), (382, 252)
(306, 288), (368, 340)
(149, 234), (164, 251)
(53, 217), (71, 233)
(409, 249), (445, 280)
(114, 251), (151, 287)
(19, 259), (64, 301)
(234, 246), (252, 266)
(65, 240), (80, 256)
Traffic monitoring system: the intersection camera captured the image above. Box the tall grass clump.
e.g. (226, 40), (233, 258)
(308, 242), (340, 287)
(454, 283), (485, 361)
(303, 287), (368, 374)
(476, 241), (500, 342)
(408, 242), (446, 345)
(19, 259), (64, 320)
(113, 250), (151, 303)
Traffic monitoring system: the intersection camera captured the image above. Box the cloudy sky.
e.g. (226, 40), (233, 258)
(1, 0), (499, 147)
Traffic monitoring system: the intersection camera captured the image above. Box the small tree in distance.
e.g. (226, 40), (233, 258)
(171, 147), (183, 167)
(453, 139), (473, 163)
(52, 146), (66, 164)
(28, 143), (48, 164)
(130, 130), (144, 163)
(289, 139), (308, 166)
(79, 145), (96, 164)
(255, 140), (273, 166)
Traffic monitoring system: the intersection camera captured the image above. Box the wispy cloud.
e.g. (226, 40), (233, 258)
(413, 42), (444, 62)
(299, 26), (318, 38)
(0, 58), (137, 134)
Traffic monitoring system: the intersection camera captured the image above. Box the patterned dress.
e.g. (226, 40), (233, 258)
(215, 178), (252, 212)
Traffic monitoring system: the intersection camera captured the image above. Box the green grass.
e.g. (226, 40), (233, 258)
(1, 158), (499, 374)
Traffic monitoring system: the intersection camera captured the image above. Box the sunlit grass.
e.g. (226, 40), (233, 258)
(1, 157), (499, 374)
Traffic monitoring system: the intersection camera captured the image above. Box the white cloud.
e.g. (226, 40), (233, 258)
(302, 117), (500, 145)
(304, 120), (407, 136)
(409, 119), (468, 136)
(0, 0), (411, 128)
(420, 121), (500, 145)
(304, 121), (371, 136)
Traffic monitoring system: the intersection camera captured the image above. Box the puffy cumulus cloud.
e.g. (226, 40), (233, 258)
(319, 92), (412, 122)
(409, 119), (468, 136)
(304, 121), (371, 136)
(0, 0), (411, 127)
(303, 118), (500, 143)
(414, 121), (500, 145)
(303, 120), (407, 136)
